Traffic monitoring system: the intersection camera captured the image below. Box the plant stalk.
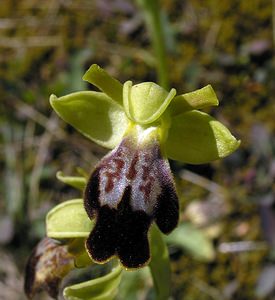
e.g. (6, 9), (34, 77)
(138, 0), (169, 89)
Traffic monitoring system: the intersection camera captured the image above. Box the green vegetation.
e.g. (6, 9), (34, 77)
(0, 0), (274, 299)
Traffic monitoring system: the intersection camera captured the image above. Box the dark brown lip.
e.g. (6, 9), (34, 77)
(84, 134), (179, 269)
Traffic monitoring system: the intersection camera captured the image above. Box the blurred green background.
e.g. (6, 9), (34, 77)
(0, 0), (275, 299)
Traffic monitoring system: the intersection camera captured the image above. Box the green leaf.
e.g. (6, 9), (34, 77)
(166, 110), (240, 164)
(165, 222), (215, 261)
(46, 199), (93, 238)
(169, 85), (219, 116)
(119, 268), (150, 300)
(56, 171), (87, 191)
(50, 91), (129, 149)
(63, 264), (123, 300)
(149, 225), (171, 300)
(123, 81), (176, 124)
(83, 64), (123, 105)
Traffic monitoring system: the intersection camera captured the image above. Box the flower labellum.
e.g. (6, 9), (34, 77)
(84, 125), (179, 268)
(50, 64), (240, 269)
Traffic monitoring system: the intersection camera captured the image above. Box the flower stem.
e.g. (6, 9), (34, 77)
(137, 0), (169, 89)
(273, 0), (275, 51)
(149, 224), (171, 299)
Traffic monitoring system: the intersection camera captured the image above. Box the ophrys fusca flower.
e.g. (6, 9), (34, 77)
(50, 64), (240, 268)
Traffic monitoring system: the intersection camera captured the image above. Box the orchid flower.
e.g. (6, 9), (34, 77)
(49, 64), (240, 269)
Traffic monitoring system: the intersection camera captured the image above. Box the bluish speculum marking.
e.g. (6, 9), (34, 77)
(94, 126), (163, 213)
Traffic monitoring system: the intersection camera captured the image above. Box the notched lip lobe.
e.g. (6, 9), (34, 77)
(84, 198), (153, 269)
(84, 245), (152, 270)
(84, 184), (154, 269)
(84, 241), (117, 266)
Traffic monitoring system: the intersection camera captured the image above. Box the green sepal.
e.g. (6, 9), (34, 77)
(46, 199), (93, 239)
(63, 264), (123, 300)
(50, 91), (129, 149)
(169, 85), (219, 116)
(83, 64), (123, 105)
(166, 110), (240, 164)
(56, 171), (87, 191)
(165, 222), (215, 261)
(149, 225), (171, 300)
(123, 81), (176, 124)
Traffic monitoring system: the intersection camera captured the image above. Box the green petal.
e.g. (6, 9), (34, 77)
(50, 91), (129, 149)
(46, 199), (93, 238)
(169, 85), (219, 116)
(83, 64), (123, 105)
(166, 110), (240, 164)
(63, 264), (123, 300)
(123, 81), (176, 124)
(56, 171), (87, 191)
